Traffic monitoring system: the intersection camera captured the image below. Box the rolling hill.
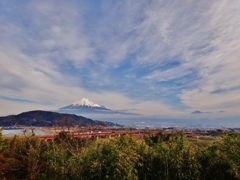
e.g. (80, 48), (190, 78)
(0, 110), (123, 127)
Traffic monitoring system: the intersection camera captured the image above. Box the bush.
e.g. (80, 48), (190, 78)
(0, 130), (240, 179)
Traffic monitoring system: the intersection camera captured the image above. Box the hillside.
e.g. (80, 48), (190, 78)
(0, 110), (122, 127)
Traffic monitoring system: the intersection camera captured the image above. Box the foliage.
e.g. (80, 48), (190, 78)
(0, 130), (240, 180)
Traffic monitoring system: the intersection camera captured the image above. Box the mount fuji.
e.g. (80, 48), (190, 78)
(58, 98), (138, 115)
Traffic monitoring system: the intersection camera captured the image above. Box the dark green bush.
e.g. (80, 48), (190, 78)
(0, 129), (240, 180)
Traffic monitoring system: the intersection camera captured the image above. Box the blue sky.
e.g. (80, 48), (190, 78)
(0, 0), (240, 123)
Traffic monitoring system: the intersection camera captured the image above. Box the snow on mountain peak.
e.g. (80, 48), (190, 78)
(72, 98), (102, 107)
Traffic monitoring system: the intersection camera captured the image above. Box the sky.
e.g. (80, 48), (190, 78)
(0, 0), (240, 124)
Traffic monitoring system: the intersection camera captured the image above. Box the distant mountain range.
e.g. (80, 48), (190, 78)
(58, 98), (138, 115)
(0, 110), (123, 127)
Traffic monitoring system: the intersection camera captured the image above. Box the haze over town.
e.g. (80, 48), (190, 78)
(0, 1), (240, 127)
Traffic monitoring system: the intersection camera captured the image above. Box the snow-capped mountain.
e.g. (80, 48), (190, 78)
(67, 98), (106, 109)
(59, 98), (110, 113)
(71, 98), (105, 108)
(58, 98), (138, 115)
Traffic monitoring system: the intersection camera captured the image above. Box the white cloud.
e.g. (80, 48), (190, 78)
(106, 0), (240, 116)
(144, 64), (193, 82)
(179, 0), (240, 115)
(28, 1), (95, 66)
(0, 99), (55, 116)
(0, 1), (94, 105)
(85, 92), (184, 118)
(0, 0), (240, 119)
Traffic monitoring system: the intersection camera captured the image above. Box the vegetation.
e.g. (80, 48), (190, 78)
(0, 129), (240, 180)
(0, 110), (121, 127)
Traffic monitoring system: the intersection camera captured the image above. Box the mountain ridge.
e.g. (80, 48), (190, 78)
(0, 110), (123, 127)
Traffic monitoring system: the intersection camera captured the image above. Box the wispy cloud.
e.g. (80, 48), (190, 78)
(0, 0), (240, 120)
(179, 0), (240, 116)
